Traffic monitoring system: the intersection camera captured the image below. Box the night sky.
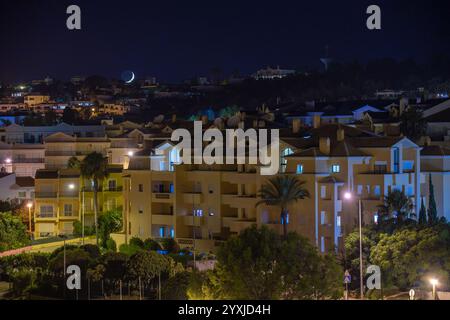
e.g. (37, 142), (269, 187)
(1, 0), (450, 83)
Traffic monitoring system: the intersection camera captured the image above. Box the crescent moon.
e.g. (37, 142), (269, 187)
(126, 72), (135, 84)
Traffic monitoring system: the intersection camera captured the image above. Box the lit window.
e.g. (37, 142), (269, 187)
(406, 185), (414, 197)
(337, 216), (341, 227)
(169, 184), (174, 193)
(332, 165), (340, 173)
(374, 213), (379, 224)
(194, 209), (203, 217)
(321, 211), (327, 225)
(170, 228), (175, 238)
(321, 186), (327, 199)
(297, 164), (304, 174)
(281, 213), (290, 225)
(357, 185), (363, 195)
(159, 227), (165, 238)
(403, 161), (414, 171)
(374, 186), (381, 197)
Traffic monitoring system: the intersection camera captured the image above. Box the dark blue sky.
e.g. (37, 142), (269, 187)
(1, 0), (449, 83)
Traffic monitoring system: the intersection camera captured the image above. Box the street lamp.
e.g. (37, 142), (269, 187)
(344, 191), (364, 300)
(68, 183), (75, 190)
(430, 278), (439, 300)
(26, 202), (33, 237)
(58, 234), (68, 299)
(127, 151), (134, 157)
(5, 158), (11, 164)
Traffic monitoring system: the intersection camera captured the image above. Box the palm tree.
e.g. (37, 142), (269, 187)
(256, 175), (310, 239)
(67, 156), (81, 169)
(80, 152), (109, 245)
(378, 190), (414, 224)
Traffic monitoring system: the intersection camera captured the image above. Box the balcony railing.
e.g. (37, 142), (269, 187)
(36, 212), (56, 218)
(154, 193), (172, 199)
(45, 151), (76, 157)
(12, 158), (45, 163)
(104, 186), (123, 192)
(35, 192), (57, 198)
(60, 191), (79, 198)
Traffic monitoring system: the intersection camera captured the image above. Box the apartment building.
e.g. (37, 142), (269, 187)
(0, 173), (34, 202)
(1, 123), (105, 144)
(33, 166), (124, 238)
(0, 142), (45, 177)
(420, 144), (450, 221)
(122, 123), (422, 253)
(44, 133), (111, 169)
(24, 94), (50, 107)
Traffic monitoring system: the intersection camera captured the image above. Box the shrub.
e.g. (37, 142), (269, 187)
(160, 238), (179, 254)
(162, 271), (190, 300)
(143, 238), (162, 251)
(119, 243), (142, 256)
(129, 237), (144, 248)
(106, 238), (117, 252)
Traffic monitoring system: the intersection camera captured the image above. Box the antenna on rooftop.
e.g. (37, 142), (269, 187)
(320, 45), (333, 72)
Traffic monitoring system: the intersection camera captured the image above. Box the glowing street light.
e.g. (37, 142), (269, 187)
(26, 202), (33, 237)
(344, 191), (364, 299)
(127, 151), (134, 157)
(5, 158), (11, 164)
(430, 278), (439, 300)
(68, 183), (75, 190)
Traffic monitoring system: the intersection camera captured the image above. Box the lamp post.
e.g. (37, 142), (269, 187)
(344, 192), (364, 300)
(192, 199), (196, 270)
(26, 202), (33, 238)
(58, 234), (68, 299)
(430, 278), (439, 300)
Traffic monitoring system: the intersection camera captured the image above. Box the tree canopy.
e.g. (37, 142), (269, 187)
(0, 212), (30, 252)
(193, 226), (342, 300)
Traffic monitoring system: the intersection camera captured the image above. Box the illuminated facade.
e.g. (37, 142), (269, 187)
(33, 166), (124, 238)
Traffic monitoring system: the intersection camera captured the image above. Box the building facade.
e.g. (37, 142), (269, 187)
(122, 124), (423, 253)
(33, 166), (124, 238)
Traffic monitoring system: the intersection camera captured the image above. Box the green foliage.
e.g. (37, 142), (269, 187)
(125, 251), (169, 281)
(67, 156), (81, 169)
(143, 238), (162, 251)
(9, 269), (37, 298)
(257, 176), (310, 238)
(73, 220), (95, 237)
(129, 237), (145, 248)
(370, 224), (450, 290)
(379, 190), (415, 223)
(419, 198), (427, 225)
(162, 271), (191, 300)
(428, 175), (438, 224)
(0, 253), (50, 280)
(205, 226), (341, 299)
(119, 243), (143, 256)
(80, 244), (102, 259)
(342, 227), (378, 291)
(80, 152), (110, 245)
(98, 210), (122, 248)
(160, 238), (179, 253)
(101, 252), (128, 283)
(0, 212), (30, 252)
(49, 248), (92, 274)
(106, 238), (117, 252)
